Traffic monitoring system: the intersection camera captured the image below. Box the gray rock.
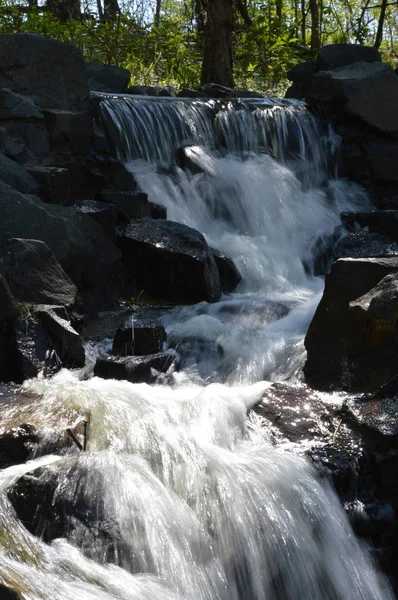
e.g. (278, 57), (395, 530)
(35, 305), (85, 367)
(309, 62), (398, 135)
(85, 62), (131, 94)
(341, 211), (398, 241)
(99, 190), (150, 219)
(0, 238), (78, 307)
(4, 122), (49, 162)
(0, 88), (43, 119)
(94, 350), (176, 383)
(0, 273), (18, 321)
(5, 137), (27, 164)
(27, 166), (69, 205)
(335, 232), (398, 259)
(0, 34), (89, 110)
(318, 44), (381, 70)
(304, 257), (398, 392)
(128, 85), (176, 97)
(177, 88), (206, 98)
(210, 248), (242, 293)
(149, 202), (167, 219)
(74, 199), (117, 235)
(287, 61), (318, 82)
(0, 182), (122, 299)
(43, 109), (92, 156)
(112, 317), (166, 356)
(201, 83), (234, 98)
(0, 153), (40, 194)
(120, 218), (222, 304)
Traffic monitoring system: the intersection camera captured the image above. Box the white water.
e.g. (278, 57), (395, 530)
(0, 96), (391, 599)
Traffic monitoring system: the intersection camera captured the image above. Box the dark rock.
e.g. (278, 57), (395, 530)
(4, 121), (49, 162)
(85, 62), (131, 94)
(309, 62), (398, 136)
(0, 423), (39, 468)
(27, 166), (69, 205)
(75, 199), (117, 235)
(0, 183), (122, 303)
(287, 61), (318, 82)
(35, 305), (85, 367)
(112, 317), (166, 356)
(0, 88), (43, 119)
(233, 90), (266, 98)
(120, 218), (222, 304)
(335, 232), (398, 259)
(0, 126), (7, 152)
(0, 34), (89, 110)
(201, 83), (234, 98)
(285, 82), (306, 99)
(210, 248), (242, 293)
(128, 85), (176, 97)
(304, 257), (398, 392)
(341, 211), (398, 241)
(149, 202), (167, 220)
(4, 136), (26, 164)
(0, 238), (78, 307)
(43, 109), (92, 156)
(96, 156), (137, 191)
(253, 383), (335, 443)
(0, 153), (40, 194)
(0, 585), (20, 599)
(363, 141), (398, 182)
(14, 316), (56, 381)
(177, 88), (206, 98)
(94, 350), (176, 383)
(343, 396), (398, 448)
(0, 272), (18, 320)
(318, 44), (381, 70)
(99, 190), (151, 219)
(62, 157), (106, 201)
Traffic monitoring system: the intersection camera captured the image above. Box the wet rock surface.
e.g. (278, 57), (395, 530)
(304, 257), (398, 392)
(94, 350), (176, 383)
(120, 219), (222, 304)
(35, 305), (85, 368)
(335, 231), (398, 259)
(341, 211), (398, 241)
(210, 248), (242, 293)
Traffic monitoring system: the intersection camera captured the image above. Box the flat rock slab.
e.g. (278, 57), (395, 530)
(344, 398), (398, 444)
(341, 211), (398, 241)
(335, 232), (398, 260)
(94, 351), (176, 383)
(253, 383), (335, 443)
(0, 88), (43, 120)
(120, 219), (221, 304)
(0, 238), (77, 307)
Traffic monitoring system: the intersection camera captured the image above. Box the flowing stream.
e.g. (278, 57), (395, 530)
(0, 95), (393, 599)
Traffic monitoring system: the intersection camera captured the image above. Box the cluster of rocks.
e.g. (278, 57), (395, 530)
(0, 32), (242, 387)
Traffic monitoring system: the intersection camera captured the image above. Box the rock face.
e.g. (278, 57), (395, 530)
(120, 219), (222, 304)
(0, 183), (121, 303)
(85, 62), (131, 94)
(0, 88), (43, 120)
(35, 305), (85, 367)
(304, 257), (398, 392)
(317, 44), (381, 70)
(0, 34), (89, 110)
(341, 211), (398, 241)
(0, 238), (78, 307)
(309, 62), (398, 136)
(335, 232), (398, 260)
(210, 248), (242, 293)
(0, 153), (40, 195)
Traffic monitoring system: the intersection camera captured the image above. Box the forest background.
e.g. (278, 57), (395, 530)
(0, 0), (396, 95)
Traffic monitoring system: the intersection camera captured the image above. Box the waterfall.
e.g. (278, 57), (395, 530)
(0, 95), (392, 600)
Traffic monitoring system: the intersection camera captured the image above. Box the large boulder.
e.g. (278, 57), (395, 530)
(308, 62), (398, 136)
(94, 350), (176, 383)
(0, 272), (18, 320)
(43, 109), (92, 157)
(0, 153), (40, 195)
(0, 238), (78, 307)
(0, 183), (122, 302)
(0, 34), (89, 110)
(341, 211), (398, 241)
(317, 44), (381, 70)
(35, 305), (85, 367)
(85, 62), (131, 94)
(120, 219), (222, 304)
(304, 257), (398, 392)
(112, 316), (166, 356)
(0, 88), (43, 120)
(335, 231), (398, 260)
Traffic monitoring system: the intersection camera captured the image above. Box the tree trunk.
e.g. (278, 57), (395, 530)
(309, 0), (320, 50)
(103, 0), (119, 20)
(201, 0), (234, 87)
(154, 0), (161, 27)
(301, 0), (306, 44)
(46, 0), (80, 21)
(374, 0), (388, 48)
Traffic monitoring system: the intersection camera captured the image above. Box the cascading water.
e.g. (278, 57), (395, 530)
(0, 94), (392, 600)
